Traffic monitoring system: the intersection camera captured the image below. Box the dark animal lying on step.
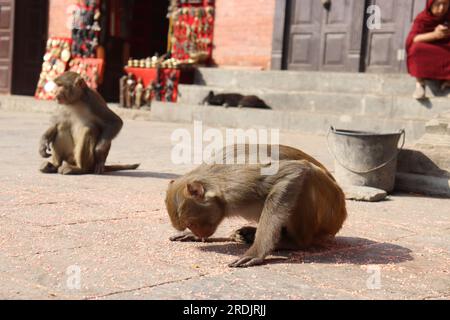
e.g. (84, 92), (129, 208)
(202, 91), (271, 109)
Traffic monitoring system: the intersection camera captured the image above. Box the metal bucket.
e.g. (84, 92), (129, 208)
(328, 127), (406, 193)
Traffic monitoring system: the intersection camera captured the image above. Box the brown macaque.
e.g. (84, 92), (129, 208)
(220, 144), (335, 179)
(39, 72), (139, 175)
(165, 145), (347, 268)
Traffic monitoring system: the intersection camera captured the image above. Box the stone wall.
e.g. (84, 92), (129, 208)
(48, 0), (73, 38)
(212, 0), (276, 69)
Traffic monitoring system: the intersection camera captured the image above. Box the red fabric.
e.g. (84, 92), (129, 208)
(406, 0), (450, 79)
(171, 1), (215, 61)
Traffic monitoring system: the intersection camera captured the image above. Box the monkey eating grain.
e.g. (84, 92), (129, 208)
(165, 145), (347, 268)
(39, 72), (139, 175)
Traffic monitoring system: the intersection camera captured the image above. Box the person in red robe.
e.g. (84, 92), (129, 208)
(406, 0), (450, 99)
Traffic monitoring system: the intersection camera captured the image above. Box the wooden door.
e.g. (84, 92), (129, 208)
(320, 0), (365, 72)
(0, 0), (14, 93)
(285, 0), (323, 70)
(364, 0), (418, 73)
(12, 0), (48, 95)
(284, 0), (364, 72)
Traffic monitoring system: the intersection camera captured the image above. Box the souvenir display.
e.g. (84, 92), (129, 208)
(119, 74), (129, 108)
(127, 54), (182, 70)
(151, 69), (164, 102)
(134, 78), (145, 109)
(121, 66), (181, 107)
(71, 0), (102, 58)
(143, 85), (153, 107)
(126, 74), (136, 108)
(165, 71), (178, 103)
(68, 58), (104, 90)
(35, 38), (73, 100)
(169, 0), (215, 63)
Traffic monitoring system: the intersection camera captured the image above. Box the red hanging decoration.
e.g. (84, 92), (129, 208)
(170, 0), (215, 63)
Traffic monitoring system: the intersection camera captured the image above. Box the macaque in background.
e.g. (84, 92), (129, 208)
(39, 71), (139, 175)
(166, 145), (347, 268)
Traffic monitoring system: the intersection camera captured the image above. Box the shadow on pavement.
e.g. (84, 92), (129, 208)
(198, 236), (413, 266)
(105, 171), (181, 180)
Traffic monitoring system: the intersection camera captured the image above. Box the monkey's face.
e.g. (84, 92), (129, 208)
(165, 180), (224, 239)
(54, 72), (87, 106)
(55, 85), (84, 105)
(180, 199), (223, 239)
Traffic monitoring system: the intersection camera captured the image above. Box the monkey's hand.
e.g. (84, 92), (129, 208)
(94, 140), (111, 174)
(94, 160), (106, 175)
(39, 125), (57, 158)
(39, 139), (52, 158)
(229, 246), (265, 268)
(229, 254), (265, 268)
(170, 231), (203, 242)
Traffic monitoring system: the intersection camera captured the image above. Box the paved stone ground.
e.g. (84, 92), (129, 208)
(0, 110), (449, 300)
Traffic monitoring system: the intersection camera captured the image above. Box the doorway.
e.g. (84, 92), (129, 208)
(0, 0), (15, 93)
(12, 0), (49, 95)
(100, 0), (170, 102)
(282, 0), (366, 72)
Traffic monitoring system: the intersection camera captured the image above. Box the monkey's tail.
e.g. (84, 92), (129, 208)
(104, 164), (140, 172)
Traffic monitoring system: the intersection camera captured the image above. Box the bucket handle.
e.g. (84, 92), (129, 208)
(326, 127), (406, 175)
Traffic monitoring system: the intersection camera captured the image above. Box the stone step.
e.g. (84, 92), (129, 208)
(396, 173), (450, 197)
(0, 95), (432, 143)
(151, 102), (427, 142)
(0, 95), (154, 121)
(194, 68), (450, 97)
(178, 84), (450, 121)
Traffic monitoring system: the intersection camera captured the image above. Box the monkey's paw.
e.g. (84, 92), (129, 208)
(58, 163), (74, 175)
(94, 162), (106, 175)
(229, 255), (265, 268)
(170, 231), (202, 242)
(40, 162), (57, 174)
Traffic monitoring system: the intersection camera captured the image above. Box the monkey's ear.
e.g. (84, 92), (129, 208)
(75, 76), (88, 89)
(186, 182), (205, 200)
